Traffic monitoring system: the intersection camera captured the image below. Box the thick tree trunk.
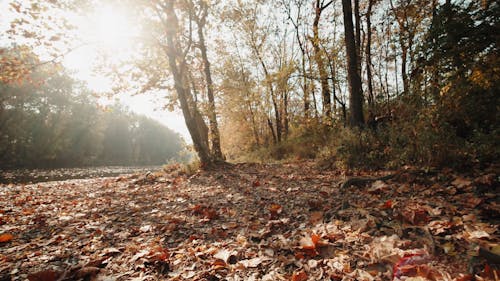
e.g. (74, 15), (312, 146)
(194, 3), (223, 161)
(342, 0), (364, 128)
(163, 2), (212, 164)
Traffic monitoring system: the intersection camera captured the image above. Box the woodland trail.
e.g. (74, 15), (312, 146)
(0, 162), (498, 280)
(0, 166), (163, 184)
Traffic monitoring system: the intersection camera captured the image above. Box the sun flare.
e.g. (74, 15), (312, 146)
(91, 5), (135, 51)
(63, 3), (141, 92)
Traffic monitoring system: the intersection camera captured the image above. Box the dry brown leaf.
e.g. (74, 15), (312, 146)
(27, 269), (62, 281)
(309, 211), (323, 225)
(76, 267), (100, 278)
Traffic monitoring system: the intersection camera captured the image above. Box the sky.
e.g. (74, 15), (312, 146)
(0, 0), (191, 142)
(63, 44), (191, 142)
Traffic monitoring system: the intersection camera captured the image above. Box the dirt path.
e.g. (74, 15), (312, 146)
(0, 166), (163, 184)
(0, 162), (498, 280)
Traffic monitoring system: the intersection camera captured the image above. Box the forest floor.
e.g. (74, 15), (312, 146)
(0, 161), (498, 281)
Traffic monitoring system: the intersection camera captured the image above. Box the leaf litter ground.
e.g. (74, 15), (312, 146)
(0, 162), (498, 280)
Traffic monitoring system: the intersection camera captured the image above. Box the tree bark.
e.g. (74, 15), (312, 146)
(285, 1), (310, 121)
(365, 0), (375, 123)
(342, 0), (364, 127)
(353, 0), (362, 76)
(193, 1), (223, 161)
(311, 0), (332, 122)
(162, 2), (212, 164)
(247, 23), (282, 143)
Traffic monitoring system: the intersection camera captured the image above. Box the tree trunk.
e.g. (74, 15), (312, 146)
(400, 38), (409, 95)
(365, 0), (375, 123)
(342, 0), (364, 127)
(248, 27), (281, 143)
(258, 56), (281, 143)
(302, 56), (310, 120)
(163, 2), (212, 165)
(312, 0), (331, 121)
(286, 2), (310, 121)
(283, 89), (289, 138)
(194, 2), (223, 161)
(267, 117), (277, 144)
(354, 0), (362, 76)
(430, 0), (439, 99)
(389, 0), (410, 96)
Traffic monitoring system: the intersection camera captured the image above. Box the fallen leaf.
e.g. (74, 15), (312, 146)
(393, 250), (431, 279)
(27, 269), (62, 281)
(291, 270), (308, 281)
(139, 225), (152, 232)
(0, 233), (13, 242)
(213, 249), (233, 263)
(269, 203), (282, 219)
(452, 177), (472, 189)
(309, 211), (323, 224)
(76, 267), (100, 278)
(467, 230), (490, 239)
(368, 180), (389, 193)
(300, 233), (322, 251)
(382, 199), (393, 209)
(239, 257), (268, 268)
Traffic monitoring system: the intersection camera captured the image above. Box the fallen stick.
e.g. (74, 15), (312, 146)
(340, 174), (396, 189)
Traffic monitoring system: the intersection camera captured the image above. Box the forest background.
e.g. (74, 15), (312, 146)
(0, 0), (498, 170)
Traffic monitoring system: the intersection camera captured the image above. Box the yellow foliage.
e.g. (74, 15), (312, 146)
(469, 69), (491, 89)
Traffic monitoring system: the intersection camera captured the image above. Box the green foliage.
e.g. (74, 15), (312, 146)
(0, 71), (184, 169)
(335, 1), (499, 170)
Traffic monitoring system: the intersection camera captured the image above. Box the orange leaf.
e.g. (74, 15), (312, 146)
(292, 270), (308, 281)
(269, 204), (282, 219)
(213, 259), (226, 266)
(311, 233), (320, 246)
(0, 233), (13, 243)
(294, 252), (305, 259)
(300, 233), (319, 250)
(382, 199), (393, 209)
(269, 204), (282, 213)
(150, 246), (170, 261)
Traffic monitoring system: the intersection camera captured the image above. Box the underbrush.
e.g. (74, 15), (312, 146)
(234, 116), (498, 172)
(162, 159), (201, 176)
(336, 116), (498, 170)
(235, 125), (334, 163)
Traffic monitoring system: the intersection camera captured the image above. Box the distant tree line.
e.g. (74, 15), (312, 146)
(0, 71), (184, 169)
